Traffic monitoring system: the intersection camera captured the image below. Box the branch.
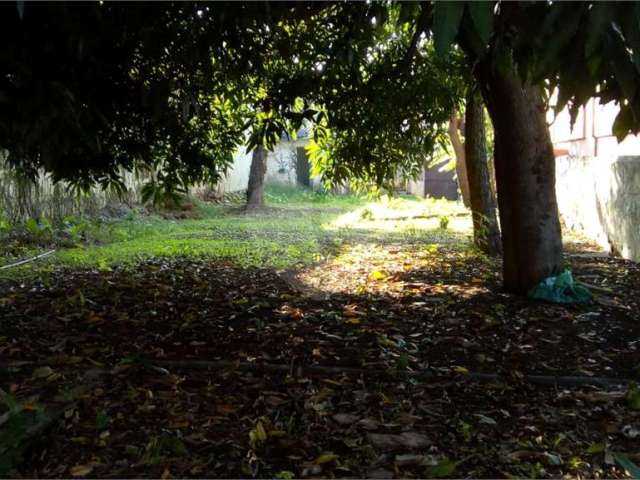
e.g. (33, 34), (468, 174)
(146, 358), (631, 389)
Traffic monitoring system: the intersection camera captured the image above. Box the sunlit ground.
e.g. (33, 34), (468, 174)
(327, 195), (471, 234)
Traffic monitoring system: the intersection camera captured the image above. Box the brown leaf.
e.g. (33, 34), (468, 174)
(333, 413), (360, 425)
(368, 432), (430, 451)
(32, 366), (54, 379)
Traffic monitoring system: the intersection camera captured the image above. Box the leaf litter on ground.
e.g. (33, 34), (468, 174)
(1, 203), (640, 478)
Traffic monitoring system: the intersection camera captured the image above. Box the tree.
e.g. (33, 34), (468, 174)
(427, 1), (640, 293)
(0, 2), (314, 191)
(448, 112), (471, 208)
(246, 145), (267, 210)
(464, 88), (501, 256)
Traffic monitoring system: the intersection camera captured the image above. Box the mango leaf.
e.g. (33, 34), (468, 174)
(613, 106), (634, 142)
(249, 421), (267, 448)
(433, 1), (464, 58)
(474, 414), (497, 425)
(536, 5), (582, 75)
(612, 452), (640, 479)
(398, 2), (419, 25)
(585, 3), (609, 57)
(370, 270), (388, 281)
(467, 2), (494, 46)
(608, 34), (638, 102)
(586, 442), (606, 454)
(32, 366), (54, 379)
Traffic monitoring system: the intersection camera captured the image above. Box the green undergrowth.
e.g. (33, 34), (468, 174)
(0, 186), (472, 279)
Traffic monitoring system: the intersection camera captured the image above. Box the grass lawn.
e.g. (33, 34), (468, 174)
(0, 185), (473, 278)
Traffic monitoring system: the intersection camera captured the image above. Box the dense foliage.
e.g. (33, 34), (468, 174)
(0, 2), (306, 191)
(4, 2), (640, 191)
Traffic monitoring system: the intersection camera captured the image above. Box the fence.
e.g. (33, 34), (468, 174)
(0, 161), (145, 224)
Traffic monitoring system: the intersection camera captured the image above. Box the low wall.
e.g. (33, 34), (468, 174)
(556, 155), (640, 260)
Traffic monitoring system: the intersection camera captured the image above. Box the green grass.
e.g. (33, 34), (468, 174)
(0, 185), (472, 279)
(262, 183), (366, 209)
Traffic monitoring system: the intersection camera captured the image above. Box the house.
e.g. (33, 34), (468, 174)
(550, 98), (640, 261)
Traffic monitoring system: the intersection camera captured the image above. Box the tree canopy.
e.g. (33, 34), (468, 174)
(4, 2), (640, 188)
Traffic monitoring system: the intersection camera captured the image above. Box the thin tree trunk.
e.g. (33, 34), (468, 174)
(475, 61), (563, 294)
(464, 88), (501, 257)
(448, 112), (471, 208)
(246, 145), (267, 210)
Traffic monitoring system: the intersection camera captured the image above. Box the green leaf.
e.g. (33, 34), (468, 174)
(613, 452), (640, 479)
(467, 2), (494, 46)
(433, 1), (464, 58)
(398, 2), (420, 25)
(608, 34), (638, 102)
(426, 457), (457, 478)
(586, 442), (606, 454)
(536, 5), (582, 75)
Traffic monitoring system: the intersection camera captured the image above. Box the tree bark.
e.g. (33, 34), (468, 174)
(464, 88), (501, 257)
(448, 112), (471, 207)
(475, 62), (563, 294)
(246, 145), (267, 210)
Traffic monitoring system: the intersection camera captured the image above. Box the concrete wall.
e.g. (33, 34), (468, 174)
(556, 155), (640, 260)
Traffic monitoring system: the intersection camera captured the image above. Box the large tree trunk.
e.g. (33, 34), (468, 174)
(246, 145), (267, 210)
(464, 88), (501, 257)
(475, 63), (563, 294)
(448, 112), (471, 207)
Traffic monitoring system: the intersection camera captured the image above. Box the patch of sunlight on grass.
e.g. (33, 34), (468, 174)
(264, 183), (366, 210)
(327, 196), (471, 234)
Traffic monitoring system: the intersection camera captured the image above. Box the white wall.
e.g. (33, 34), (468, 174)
(215, 147), (254, 194)
(216, 139), (320, 194)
